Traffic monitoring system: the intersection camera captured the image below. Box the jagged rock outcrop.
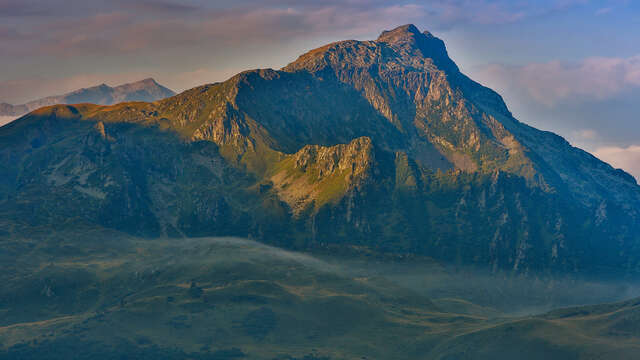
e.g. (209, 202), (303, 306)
(270, 137), (374, 213)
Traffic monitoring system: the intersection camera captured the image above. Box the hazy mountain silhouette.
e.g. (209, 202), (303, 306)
(0, 78), (175, 118)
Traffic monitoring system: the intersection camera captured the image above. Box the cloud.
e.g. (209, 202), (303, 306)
(475, 55), (640, 107)
(0, 0), (47, 17)
(593, 145), (640, 181)
(574, 129), (599, 140)
(115, 0), (200, 14)
(0, 0), (603, 107)
(596, 7), (613, 15)
(426, 0), (526, 26)
(0, 0), (588, 58)
(0, 116), (18, 126)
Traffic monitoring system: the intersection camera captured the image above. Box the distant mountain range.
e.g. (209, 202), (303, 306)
(1, 24), (639, 276)
(0, 78), (175, 117)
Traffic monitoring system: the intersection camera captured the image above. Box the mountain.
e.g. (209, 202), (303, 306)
(1, 24), (640, 276)
(0, 78), (175, 117)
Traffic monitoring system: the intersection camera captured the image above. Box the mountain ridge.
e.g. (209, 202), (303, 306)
(1, 24), (639, 276)
(0, 78), (175, 117)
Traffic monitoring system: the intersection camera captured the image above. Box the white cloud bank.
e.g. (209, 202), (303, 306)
(475, 55), (640, 107)
(593, 145), (640, 182)
(0, 116), (18, 126)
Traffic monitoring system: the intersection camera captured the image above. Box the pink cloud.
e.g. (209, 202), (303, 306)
(474, 55), (640, 107)
(575, 129), (598, 140)
(0, 116), (18, 126)
(1, 1), (574, 58)
(594, 145), (640, 181)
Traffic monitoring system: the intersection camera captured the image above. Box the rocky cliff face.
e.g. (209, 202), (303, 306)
(1, 25), (639, 276)
(270, 137), (374, 213)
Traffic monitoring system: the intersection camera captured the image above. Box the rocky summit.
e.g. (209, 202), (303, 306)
(1, 25), (639, 276)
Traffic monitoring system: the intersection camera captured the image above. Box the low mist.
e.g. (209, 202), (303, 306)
(135, 236), (640, 317)
(10, 233), (640, 318)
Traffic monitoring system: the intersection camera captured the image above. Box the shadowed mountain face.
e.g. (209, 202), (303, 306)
(1, 25), (640, 276)
(0, 78), (175, 117)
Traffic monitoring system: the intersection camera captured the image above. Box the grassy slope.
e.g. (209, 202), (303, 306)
(2, 233), (640, 359)
(0, 234), (466, 359)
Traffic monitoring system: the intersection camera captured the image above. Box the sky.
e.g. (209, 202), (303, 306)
(1, 0), (639, 179)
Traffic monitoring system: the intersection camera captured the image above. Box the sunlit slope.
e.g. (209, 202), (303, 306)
(430, 299), (640, 360)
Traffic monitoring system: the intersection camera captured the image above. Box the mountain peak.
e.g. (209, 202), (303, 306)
(112, 78), (175, 98)
(138, 78), (159, 86)
(284, 23), (458, 76)
(375, 24), (458, 73)
(377, 24), (422, 42)
(119, 78), (161, 89)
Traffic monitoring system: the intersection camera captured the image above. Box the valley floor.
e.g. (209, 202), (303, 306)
(2, 234), (640, 359)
